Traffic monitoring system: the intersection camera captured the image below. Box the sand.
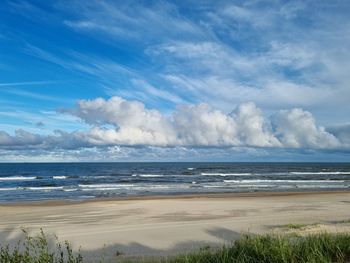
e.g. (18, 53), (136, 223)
(0, 191), (350, 261)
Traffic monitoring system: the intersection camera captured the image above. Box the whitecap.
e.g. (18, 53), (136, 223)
(133, 174), (164, 178)
(53, 176), (67, 179)
(79, 184), (134, 188)
(0, 176), (37, 181)
(26, 186), (64, 191)
(223, 179), (344, 183)
(201, 173), (252, 176)
(290, 171), (350, 175)
(0, 187), (21, 191)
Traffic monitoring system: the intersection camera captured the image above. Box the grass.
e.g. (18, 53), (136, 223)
(278, 223), (321, 230)
(0, 229), (83, 263)
(338, 219), (350, 224)
(280, 223), (309, 230)
(164, 233), (350, 263)
(1, 231), (350, 263)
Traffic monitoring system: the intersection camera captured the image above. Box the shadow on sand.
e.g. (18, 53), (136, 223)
(0, 226), (241, 262)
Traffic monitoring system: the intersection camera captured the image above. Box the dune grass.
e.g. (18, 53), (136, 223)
(339, 219), (350, 224)
(1, 231), (350, 263)
(0, 229), (83, 263)
(278, 223), (321, 230)
(279, 223), (309, 230)
(164, 233), (350, 263)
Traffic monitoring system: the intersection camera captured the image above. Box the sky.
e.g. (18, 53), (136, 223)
(0, 0), (350, 162)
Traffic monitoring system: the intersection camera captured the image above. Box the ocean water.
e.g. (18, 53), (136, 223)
(0, 162), (349, 203)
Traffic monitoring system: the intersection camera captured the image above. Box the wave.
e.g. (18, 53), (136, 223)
(79, 183), (189, 191)
(202, 184), (276, 188)
(235, 184), (277, 188)
(140, 184), (189, 190)
(0, 186), (64, 191)
(290, 171), (350, 175)
(81, 187), (122, 191)
(201, 171), (350, 176)
(187, 168), (195, 170)
(0, 176), (37, 181)
(53, 176), (67, 179)
(201, 173), (252, 176)
(0, 187), (21, 191)
(79, 184), (134, 188)
(63, 188), (78, 192)
(223, 179), (344, 183)
(132, 174), (164, 177)
(296, 185), (349, 188)
(203, 184), (347, 189)
(79, 175), (112, 179)
(26, 186), (64, 191)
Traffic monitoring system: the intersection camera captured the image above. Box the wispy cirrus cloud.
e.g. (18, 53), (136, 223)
(0, 80), (57, 87)
(1, 88), (72, 103)
(62, 1), (350, 113)
(62, 0), (203, 41)
(25, 44), (186, 106)
(19, 0), (350, 119)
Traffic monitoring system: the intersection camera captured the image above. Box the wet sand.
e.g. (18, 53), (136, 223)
(0, 191), (349, 261)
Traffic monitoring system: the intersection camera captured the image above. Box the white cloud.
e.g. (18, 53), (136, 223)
(4, 97), (348, 149)
(327, 124), (350, 146)
(71, 97), (176, 146)
(0, 130), (43, 147)
(271, 109), (340, 149)
(230, 102), (280, 147)
(0, 80), (56, 87)
(70, 97), (283, 147)
(130, 79), (186, 105)
(57, 97), (350, 149)
(62, 0), (202, 41)
(1, 96), (345, 151)
(173, 103), (238, 146)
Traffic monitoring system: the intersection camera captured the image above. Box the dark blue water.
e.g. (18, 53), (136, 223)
(0, 162), (349, 203)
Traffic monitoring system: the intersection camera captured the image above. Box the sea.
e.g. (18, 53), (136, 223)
(0, 162), (349, 203)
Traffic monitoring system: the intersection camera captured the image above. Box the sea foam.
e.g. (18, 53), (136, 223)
(0, 176), (37, 181)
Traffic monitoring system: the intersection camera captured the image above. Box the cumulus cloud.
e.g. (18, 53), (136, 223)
(0, 130), (43, 147)
(70, 97), (177, 146)
(230, 102), (280, 147)
(1, 96), (346, 151)
(68, 98), (283, 147)
(271, 109), (340, 149)
(173, 103), (238, 146)
(327, 124), (350, 146)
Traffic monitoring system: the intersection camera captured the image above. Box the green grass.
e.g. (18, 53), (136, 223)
(0, 229), (83, 263)
(280, 223), (309, 229)
(1, 231), (350, 263)
(339, 219), (350, 224)
(278, 223), (319, 230)
(164, 233), (350, 263)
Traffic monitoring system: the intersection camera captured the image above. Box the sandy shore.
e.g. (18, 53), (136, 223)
(1, 191), (350, 261)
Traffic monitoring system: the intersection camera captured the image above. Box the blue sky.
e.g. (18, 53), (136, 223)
(0, 0), (350, 162)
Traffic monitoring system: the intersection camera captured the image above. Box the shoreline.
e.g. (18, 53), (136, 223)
(1, 189), (349, 207)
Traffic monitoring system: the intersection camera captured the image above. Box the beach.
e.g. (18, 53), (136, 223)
(1, 191), (350, 261)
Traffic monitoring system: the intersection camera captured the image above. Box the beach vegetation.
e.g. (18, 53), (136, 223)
(0, 229), (82, 263)
(164, 233), (350, 263)
(339, 219), (350, 224)
(1, 231), (350, 263)
(279, 223), (314, 230)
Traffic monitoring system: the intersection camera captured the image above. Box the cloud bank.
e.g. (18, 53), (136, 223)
(0, 96), (348, 151)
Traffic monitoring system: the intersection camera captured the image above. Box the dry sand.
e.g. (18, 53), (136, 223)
(0, 191), (350, 261)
